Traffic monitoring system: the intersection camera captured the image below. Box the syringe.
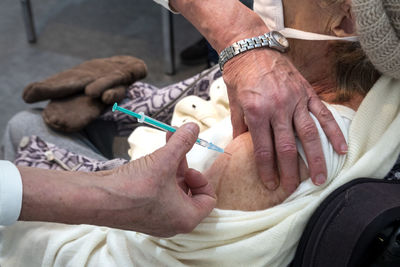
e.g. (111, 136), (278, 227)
(112, 103), (230, 155)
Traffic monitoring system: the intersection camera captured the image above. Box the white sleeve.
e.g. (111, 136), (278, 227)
(0, 160), (23, 225)
(153, 0), (179, 13)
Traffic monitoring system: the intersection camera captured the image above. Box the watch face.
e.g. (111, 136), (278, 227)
(272, 31), (289, 48)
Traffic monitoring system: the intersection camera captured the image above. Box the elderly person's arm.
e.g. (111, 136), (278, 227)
(166, 0), (347, 194)
(16, 123), (216, 237)
(205, 131), (310, 211)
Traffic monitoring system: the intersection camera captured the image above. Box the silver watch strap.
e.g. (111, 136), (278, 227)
(218, 32), (276, 72)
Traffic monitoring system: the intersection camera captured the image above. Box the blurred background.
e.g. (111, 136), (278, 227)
(0, 0), (207, 157)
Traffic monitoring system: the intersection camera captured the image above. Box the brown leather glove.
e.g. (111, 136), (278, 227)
(22, 55), (147, 103)
(42, 85), (131, 132)
(22, 55), (147, 132)
(42, 94), (106, 133)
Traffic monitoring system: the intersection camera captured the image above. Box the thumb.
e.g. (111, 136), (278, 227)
(161, 123), (200, 164)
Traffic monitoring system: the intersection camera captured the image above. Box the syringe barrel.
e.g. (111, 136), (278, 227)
(196, 138), (208, 147)
(141, 114), (177, 133)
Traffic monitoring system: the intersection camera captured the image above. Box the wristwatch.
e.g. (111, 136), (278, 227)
(218, 31), (290, 71)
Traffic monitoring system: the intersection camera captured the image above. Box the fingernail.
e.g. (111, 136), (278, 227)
(315, 174), (326, 185)
(340, 143), (348, 154)
(266, 180), (278, 191)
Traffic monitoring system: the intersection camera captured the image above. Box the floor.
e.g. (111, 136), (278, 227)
(0, 0), (207, 158)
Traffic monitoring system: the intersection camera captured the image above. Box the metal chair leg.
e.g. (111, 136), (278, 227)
(21, 0), (36, 43)
(161, 8), (175, 75)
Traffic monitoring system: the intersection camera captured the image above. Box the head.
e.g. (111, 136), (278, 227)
(280, 0), (381, 105)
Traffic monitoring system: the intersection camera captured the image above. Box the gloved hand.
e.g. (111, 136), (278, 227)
(22, 55), (147, 103)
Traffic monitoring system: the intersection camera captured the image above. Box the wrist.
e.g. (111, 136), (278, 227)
(223, 48), (285, 85)
(219, 31), (289, 72)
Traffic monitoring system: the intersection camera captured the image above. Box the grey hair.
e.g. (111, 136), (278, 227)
(332, 42), (381, 101)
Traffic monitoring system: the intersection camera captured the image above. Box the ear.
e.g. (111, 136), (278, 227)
(331, 1), (356, 37)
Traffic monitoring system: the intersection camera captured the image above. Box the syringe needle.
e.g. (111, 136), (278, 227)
(224, 151), (232, 156)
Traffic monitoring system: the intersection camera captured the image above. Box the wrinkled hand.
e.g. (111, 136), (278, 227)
(105, 123), (216, 237)
(223, 49), (347, 193)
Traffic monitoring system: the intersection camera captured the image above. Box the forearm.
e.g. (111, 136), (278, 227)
(15, 124), (215, 236)
(18, 166), (131, 227)
(169, 0), (269, 52)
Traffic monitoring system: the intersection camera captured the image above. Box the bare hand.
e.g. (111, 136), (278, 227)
(223, 49), (347, 193)
(105, 123), (216, 237)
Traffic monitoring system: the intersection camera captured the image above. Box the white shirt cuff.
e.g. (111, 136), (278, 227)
(0, 160), (23, 225)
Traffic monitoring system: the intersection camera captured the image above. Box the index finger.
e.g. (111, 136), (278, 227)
(308, 95), (348, 154)
(294, 105), (327, 186)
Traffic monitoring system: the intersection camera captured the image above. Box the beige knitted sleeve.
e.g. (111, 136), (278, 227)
(352, 0), (400, 79)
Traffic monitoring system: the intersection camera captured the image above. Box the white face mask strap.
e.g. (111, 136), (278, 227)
(280, 28), (359, 42)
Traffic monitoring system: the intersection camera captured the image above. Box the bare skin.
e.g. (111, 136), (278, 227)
(170, 0), (348, 193)
(205, 132), (309, 210)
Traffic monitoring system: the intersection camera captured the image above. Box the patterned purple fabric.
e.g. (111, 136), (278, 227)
(15, 136), (127, 172)
(101, 66), (221, 136)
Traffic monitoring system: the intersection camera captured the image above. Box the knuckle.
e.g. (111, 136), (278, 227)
(273, 99), (286, 111)
(242, 99), (264, 117)
(299, 121), (319, 142)
(270, 92), (288, 110)
(317, 106), (334, 122)
(275, 135), (297, 155)
(239, 91), (273, 116)
(276, 142), (297, 156)
(308, 94), (320, 104)
(309, 155), (325, 167)
(254, 149), (275, 163)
